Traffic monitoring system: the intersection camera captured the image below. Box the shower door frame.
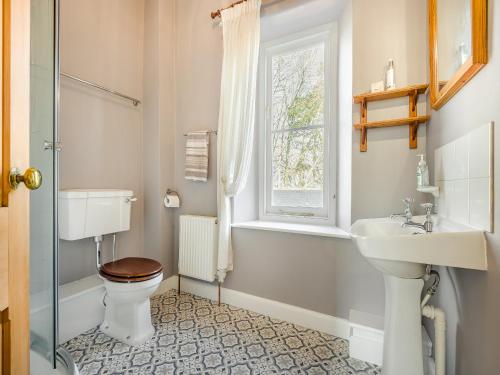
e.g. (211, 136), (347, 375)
(30, 0), (64, 369)
(53, 0), (61, 363)
(1, 0), (32, 373)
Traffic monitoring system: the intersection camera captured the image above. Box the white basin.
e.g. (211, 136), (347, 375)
(350, 216), (488, 375)
(351, 216), (488, 276)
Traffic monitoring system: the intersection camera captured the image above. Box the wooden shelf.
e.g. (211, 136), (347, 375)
(354, 116), (430, 129)
(353, 84), (429, 104)
(353, 84), (430, 152)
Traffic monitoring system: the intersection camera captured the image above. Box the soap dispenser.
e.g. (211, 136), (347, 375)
(417, 154), (429, 187)
(385, 59), (396, 90)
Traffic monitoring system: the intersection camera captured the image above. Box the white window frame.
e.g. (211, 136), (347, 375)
(258, 23), (338, 225)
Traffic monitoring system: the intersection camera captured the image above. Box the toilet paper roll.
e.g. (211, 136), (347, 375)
(164, 194), (180, 208)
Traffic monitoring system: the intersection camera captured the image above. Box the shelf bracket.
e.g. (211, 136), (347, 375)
(360, 98), (368, 152)
(409, 90), (419, 149)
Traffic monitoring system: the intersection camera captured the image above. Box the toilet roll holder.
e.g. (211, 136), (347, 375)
(164, 189), (180, 207)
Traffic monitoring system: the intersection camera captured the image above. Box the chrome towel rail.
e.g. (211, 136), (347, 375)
(183, 130), (218, 136)
(60, 72), (141, 106)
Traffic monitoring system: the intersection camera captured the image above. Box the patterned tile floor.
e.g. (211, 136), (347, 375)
(64, 290), (381, 375)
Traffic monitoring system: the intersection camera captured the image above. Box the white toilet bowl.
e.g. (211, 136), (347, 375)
(99, 257), (163, 346)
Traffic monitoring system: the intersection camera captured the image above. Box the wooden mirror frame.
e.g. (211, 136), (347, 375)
(429, 0), (488, 109)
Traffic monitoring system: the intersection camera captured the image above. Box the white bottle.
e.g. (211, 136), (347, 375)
(417, 154), (429, 187)
(386, 59), (395, 90)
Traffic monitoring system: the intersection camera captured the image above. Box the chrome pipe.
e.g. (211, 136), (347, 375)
(183, 130), (218, 136)
(60, 72), (141, 106)
(112, 234), (116, 261)
(94, 236), (103, 270)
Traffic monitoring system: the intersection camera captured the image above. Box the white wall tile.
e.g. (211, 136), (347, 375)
(469, 178), (491, 231)
(441, 181), (454, 218)
(454, 136), (469, 180)
(441, 143), (454, 181)
(450, 180), (469, 225)
(434, 122), (493, 232)
(469, 122), (492, 179)
(435, 148), (443, 181)
(436, 180), (447, 217)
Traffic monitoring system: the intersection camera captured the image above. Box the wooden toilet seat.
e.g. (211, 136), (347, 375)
(99, 257), (163, 283)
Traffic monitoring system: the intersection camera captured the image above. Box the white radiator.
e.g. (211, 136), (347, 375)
(178, 215), (218, 282)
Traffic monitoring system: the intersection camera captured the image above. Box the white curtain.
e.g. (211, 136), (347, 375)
(216, 0), (261, 282)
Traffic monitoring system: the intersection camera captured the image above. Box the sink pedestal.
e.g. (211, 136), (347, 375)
(383, 275), (424, 375)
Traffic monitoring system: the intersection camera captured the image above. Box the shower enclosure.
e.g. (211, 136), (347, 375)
(29, 0), (76, 372)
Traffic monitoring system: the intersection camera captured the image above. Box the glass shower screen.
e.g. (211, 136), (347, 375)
(30, 0), (57, 368)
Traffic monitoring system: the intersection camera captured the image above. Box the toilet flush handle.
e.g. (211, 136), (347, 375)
(126, 197), (138, 203)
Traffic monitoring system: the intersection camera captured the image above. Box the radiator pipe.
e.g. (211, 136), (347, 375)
(421, 269), (445, 375)
(422, 305), (446, 375)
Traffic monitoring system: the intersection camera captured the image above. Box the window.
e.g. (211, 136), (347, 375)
(259, 25), (337, 224)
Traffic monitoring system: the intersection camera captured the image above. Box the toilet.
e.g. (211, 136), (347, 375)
(59, 189), (163, 346)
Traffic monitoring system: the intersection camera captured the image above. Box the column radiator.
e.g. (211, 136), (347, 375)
(178, 215), (218, 282)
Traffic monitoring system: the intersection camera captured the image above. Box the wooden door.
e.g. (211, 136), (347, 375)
(1, 0), (32, 373)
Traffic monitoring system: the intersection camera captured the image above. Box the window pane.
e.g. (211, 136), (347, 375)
(272, 43), (325, 132)
(272, 128), (324, 208)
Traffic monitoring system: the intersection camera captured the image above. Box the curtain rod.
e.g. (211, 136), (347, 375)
(211, 0), (281, 19)
(211, 0), (248, 19)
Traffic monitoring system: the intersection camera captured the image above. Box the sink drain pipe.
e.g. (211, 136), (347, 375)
(421, 270), (440, 307)
(421, 270), (446, 375)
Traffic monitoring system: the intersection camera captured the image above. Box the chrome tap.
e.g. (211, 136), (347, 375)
(402, 203), (434, 233)
(390, 198), (414, 223)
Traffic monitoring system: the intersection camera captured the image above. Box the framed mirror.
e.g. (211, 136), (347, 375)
(429, 0), (488, 109)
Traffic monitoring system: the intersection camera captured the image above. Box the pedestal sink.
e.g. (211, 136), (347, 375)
(350, 216), (487, 375)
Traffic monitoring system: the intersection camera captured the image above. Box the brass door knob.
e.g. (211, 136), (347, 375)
(9, 167), (43, 190)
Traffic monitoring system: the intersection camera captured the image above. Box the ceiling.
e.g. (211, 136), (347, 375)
(261, 0), (349, 41)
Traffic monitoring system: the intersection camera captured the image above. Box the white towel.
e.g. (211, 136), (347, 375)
(185, 131), (210, 182)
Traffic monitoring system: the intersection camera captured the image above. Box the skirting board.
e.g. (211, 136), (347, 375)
(157, 275), (350, 338)
(159, 275), (384, 365)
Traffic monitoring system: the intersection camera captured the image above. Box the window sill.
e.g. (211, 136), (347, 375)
(231, 221), (350, 239)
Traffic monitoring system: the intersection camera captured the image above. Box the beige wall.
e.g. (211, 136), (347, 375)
(172, 0), (223, 224)
(59, 0), (145, 283)
(351, 0), (428, 221)
(426, 2), (500, 373)
(337, 1), (353, 230)
(143, 0), (177, 276)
